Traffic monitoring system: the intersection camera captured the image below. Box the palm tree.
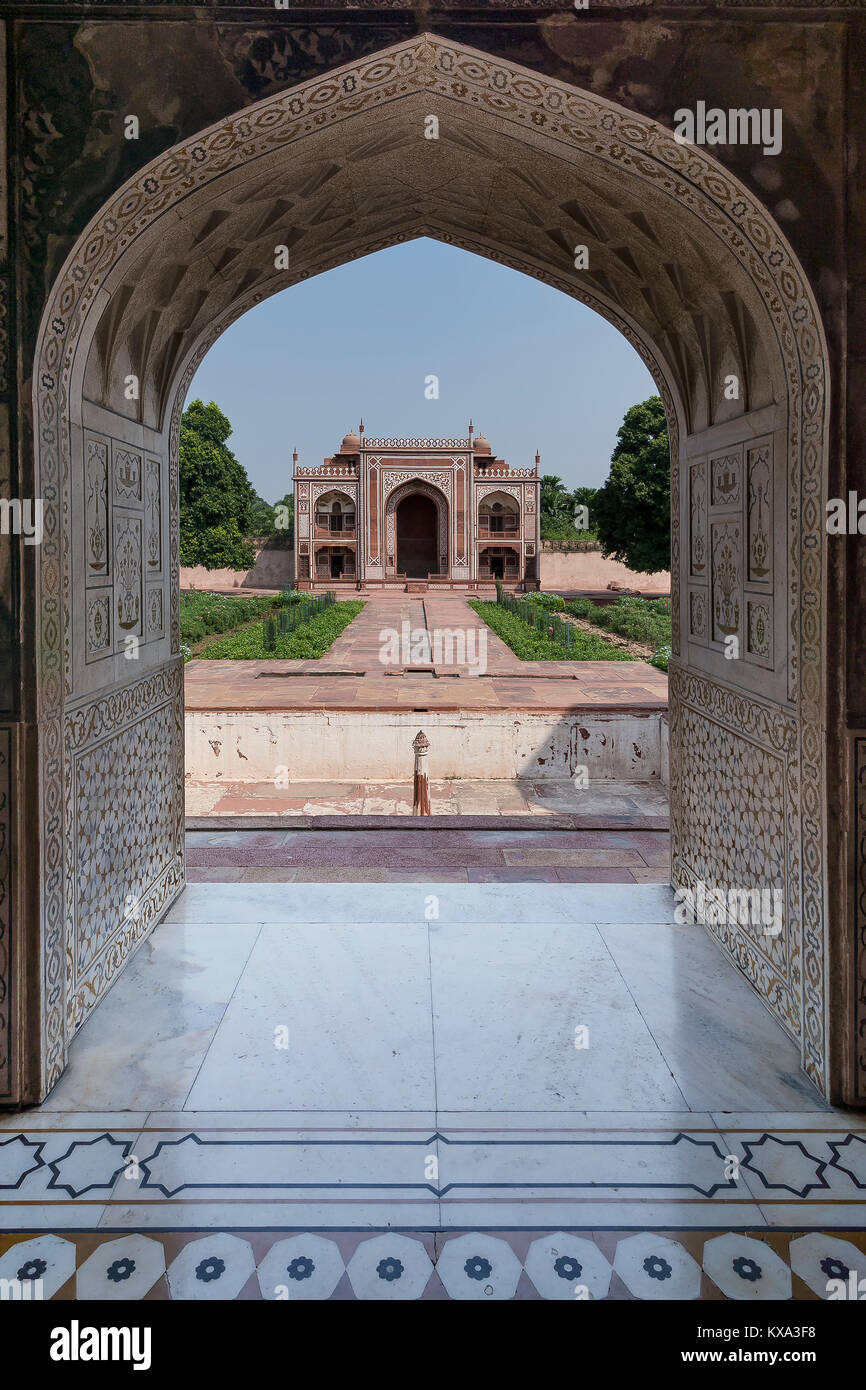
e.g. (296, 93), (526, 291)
(540, 473), (572, 521)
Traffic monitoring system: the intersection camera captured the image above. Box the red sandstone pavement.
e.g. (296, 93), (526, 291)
(185, 826), (671, 883)
(184, 592), (668, 712)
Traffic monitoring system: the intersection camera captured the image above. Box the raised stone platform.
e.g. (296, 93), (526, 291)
(185, 593), (668, 787)
(183, 592), (668, 715)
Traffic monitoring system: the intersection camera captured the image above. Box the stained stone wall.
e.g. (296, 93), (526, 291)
(0, 3), (861, 1106)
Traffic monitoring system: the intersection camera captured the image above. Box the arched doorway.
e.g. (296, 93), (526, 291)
(397, 493), (438, 579)
(17, 35), (842, 1107)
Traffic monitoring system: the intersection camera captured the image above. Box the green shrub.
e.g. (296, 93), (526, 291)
(521, 591), (566, 611)
(565, 594), (672, 647)
(649, 643), (671, 672)
(179, 591), (280, 645)
(197, 600), (364, 660)
(469, 600), (630, 661)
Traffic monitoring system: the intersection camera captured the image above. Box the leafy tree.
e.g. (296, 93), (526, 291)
(248, 493), (276, 537)
(179, 399), (256, 569)
(594, 396), (670, 573)
(272, 492), (294, 540)
(572, 485), (598, 514)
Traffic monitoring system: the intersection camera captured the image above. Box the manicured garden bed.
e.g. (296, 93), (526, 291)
(468, 599), (631, 661)
(179, 590), (281, 645)
(564, 594), (672, 669)
(194, 599), (365, 660)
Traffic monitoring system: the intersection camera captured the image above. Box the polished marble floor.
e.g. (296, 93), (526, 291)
(2, 883), (864, 1298)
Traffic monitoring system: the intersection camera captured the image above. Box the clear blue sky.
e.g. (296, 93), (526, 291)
(187, 238), (656, 504)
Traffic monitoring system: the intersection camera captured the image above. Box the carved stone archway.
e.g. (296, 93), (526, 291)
(14, 34), (839, 1106)
(385, 480), (449, 577)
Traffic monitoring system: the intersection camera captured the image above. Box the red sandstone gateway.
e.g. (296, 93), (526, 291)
(293, 424), (541, 592)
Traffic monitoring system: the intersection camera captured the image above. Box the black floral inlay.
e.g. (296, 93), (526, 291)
(17, 1257), (47, 1282)
(195, 1256), (225, 1283)
(820, 1256), (850, 1281)
(288, 1256), (314, 1282)
(377, 1257), (404, 1282)
(106, 1257), (135, 1283)
(554, 1255), (582, 1281)
(732, 1256), (762, 1282)
(643, 1255), (672, 1282)
(465, 1256), (492, 1282)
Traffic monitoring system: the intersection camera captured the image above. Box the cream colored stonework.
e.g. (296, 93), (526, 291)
(30, 36), (830, 1097)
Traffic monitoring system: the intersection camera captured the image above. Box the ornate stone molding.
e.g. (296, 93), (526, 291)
(384, 478), (450, 573)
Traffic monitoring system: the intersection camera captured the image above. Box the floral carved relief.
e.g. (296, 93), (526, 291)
(85, 439), (109, 576)
(113, 449), (142, 506)
(145, 458), (162, 573)
(747, 444), (773, 585)
(114, 514), (142, 637)
(711, 453), (741, 508)
(711, 522), (742, 642)
(689, 462), (707, 578)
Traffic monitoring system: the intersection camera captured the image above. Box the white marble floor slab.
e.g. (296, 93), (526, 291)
(185, 923), (436, 1110)
(162, 881), (677, 926)
(5, 882), (859, 1235)
(599, 922), (828, 1113)
(429, 921), (686, 1110)
(39, 925), (261, 1112)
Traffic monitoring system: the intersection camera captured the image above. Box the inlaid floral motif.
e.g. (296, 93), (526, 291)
(85, 440), (109, 575)
(113, 449), (142, 505)
(145, 459), (161, 572)
(114, 515), (142, 635)
(689, 462), (707, 576)
(711, 452), (741, 507)
(747, 444), (772, 583)
(711, 521), (741, 640)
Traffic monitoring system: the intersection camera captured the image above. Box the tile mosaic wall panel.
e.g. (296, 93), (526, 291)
(65, 665), (184, 1034)
(669, 668), (800, 1046)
